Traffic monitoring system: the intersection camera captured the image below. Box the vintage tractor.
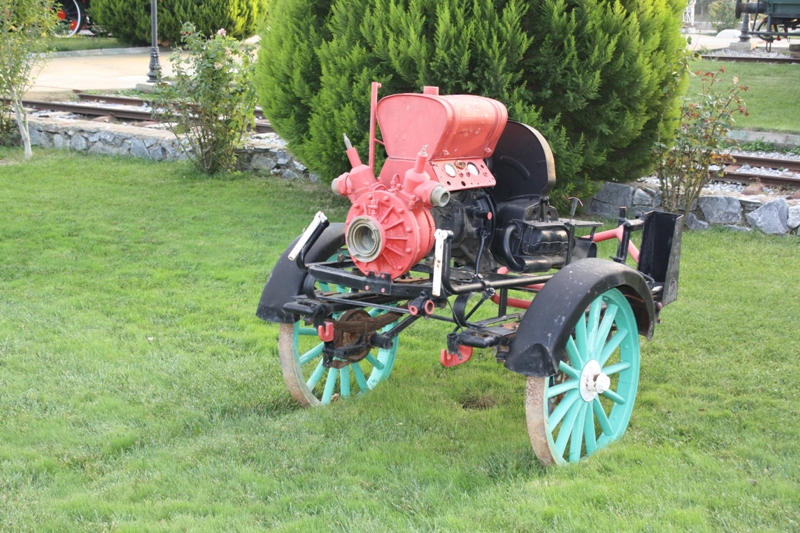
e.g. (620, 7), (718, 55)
(257, 83), (683, 466)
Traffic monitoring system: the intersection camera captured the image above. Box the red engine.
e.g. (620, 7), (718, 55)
(332, 85), (508, 280)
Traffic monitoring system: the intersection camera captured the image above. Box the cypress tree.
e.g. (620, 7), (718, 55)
(256, 0), (687, 203)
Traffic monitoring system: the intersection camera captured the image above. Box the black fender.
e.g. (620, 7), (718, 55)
(255, 223), (345, 324)
(504, 258), (655, 377)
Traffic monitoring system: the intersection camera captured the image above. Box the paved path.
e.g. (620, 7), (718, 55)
(28, 52), (178, 98)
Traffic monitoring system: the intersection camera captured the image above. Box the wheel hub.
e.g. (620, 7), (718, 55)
(579, 359), (610, 401)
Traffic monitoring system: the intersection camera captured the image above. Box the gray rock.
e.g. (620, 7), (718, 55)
(70, 134), (88, 151)
(587, 199), (623, 220)
(593, 182), (635, 208)
(698, 196), (742, 224)
(130, 138), (149, 158)
(275, 150), (292, 166)
(86, 132), (100, 143)
(250, 153), (277, 171)
(281, 168), (301, 180)
(148, 145), (165, 161)
(88, 142), (124, 156)
(292, 159), (308, 173)
(739, 198), (762, 212)
(99, 131), (120, 145)
(787, 205), (800, 230)
(27, 126), (41, 145)
(746, 198), (789, 235)
(686, 213), (709, 231)
(308, 173), (321, 183)
(632, 188), (655, 207)
(725, 225), (751, 232)
(53, 134), (66, 149)
(143, 137), (159, 148)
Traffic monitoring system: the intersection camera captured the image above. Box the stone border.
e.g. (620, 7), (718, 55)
(26, 115), (315, 180)
(588, 181), (800, 236)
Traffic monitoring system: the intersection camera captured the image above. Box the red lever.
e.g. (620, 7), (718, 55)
(317, 322), (334, 342)
(440, 345), (473, 367)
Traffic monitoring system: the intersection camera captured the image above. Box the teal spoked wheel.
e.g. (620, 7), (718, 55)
(525, 288), (641, 465)
(278, 282), (400, 407)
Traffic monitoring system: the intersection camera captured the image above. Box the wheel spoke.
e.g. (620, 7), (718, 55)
(321, 367), (339, 404)
(364, 353), (384, 370)
(569, 404), (588, 462)
(298, 327), (317, 336)
(566, 337), (584, 369)
(592, 398), (614, 436)
(554, 400), (582, 457)
(340, 366), (351, 398)
(306, 359), (326, 390)
(602, 361), (631, 376)
(548, 389), (580, 429)
(575, 312), (588, 356)
(352, 363), (369, 393)
(546, 379), (578, 399)
(584, 404), (597, 455)
(558, 360), (580, 380)
(601, 389), (626, 405)
(298, 343), (324, 365)
(594, 303), (618, 354)
(598, 328), (629, 366)
(586, 297), (602, 355)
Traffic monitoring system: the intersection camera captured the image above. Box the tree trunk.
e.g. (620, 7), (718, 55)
(10, 86), (32, 159)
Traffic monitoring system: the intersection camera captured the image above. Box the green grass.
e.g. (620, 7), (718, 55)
(689, 59), (800, 134)
(1, 149), (799, 531)
(44, 36), (129, 53)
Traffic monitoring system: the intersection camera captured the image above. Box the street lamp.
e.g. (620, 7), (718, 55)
(147, 0), (162, 83)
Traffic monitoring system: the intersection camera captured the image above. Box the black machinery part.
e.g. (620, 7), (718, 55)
(504, 258), (655, 378)
(256, 223), (345, 324)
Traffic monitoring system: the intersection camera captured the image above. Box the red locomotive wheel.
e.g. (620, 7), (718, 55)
(53, 0), (83, 37)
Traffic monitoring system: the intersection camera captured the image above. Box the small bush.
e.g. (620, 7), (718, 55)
(154, 23), (258, 174)
(654, 67), (748, 217)
(89, 0), (266, 46)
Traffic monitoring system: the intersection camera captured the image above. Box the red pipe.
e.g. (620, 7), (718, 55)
(368, 82), (381, 173)
(592, 225), (640, 264)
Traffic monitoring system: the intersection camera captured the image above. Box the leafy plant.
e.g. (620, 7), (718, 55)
(0, 0), (57, 158)
(654, 67), (748, 217)
(154, 22), (257, 174)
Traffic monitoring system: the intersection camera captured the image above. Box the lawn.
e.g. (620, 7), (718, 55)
(1, 149), (799, 532)
(688, 59), (800, 134)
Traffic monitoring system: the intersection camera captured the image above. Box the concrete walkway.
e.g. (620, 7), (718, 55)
(27, 52), (179, 98)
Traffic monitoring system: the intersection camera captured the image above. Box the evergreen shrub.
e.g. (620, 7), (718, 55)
(256, 0), (688, 205)
(89, 0), (266, 46)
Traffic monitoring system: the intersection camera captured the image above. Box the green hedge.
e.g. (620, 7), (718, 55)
(90, 0), (266, 46)
(256, 0), (688, 203)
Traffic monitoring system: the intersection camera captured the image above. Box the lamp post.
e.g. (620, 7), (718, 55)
(147, 0), (162, 83)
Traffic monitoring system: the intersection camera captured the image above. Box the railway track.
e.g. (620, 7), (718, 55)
(20, 94), (273, 133)
(721, 153), (800, 188)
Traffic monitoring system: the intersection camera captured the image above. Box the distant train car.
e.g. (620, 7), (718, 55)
(735, 0), (800, 46)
